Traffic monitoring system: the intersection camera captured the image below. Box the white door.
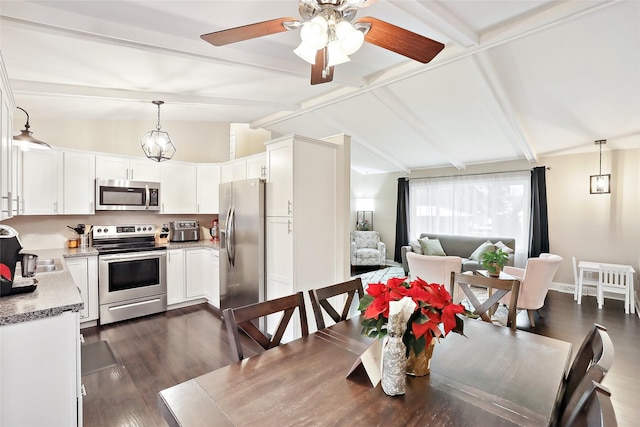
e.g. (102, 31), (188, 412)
(266, 216), (295, 341)
(266, 142), (293, 217)
(196, 163), (220, 214)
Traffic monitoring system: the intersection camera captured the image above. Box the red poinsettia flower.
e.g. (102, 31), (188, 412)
(359, 277), (468, 355)
(0, 263), (12, 281)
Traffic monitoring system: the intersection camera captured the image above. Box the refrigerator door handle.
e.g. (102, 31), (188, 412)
(228, 206), (236, 267)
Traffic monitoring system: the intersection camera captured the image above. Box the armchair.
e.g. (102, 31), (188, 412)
(350, 231), (386, 267)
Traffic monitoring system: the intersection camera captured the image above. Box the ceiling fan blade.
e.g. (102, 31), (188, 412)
(357, 16), (445, 64)
(201, 17), (297, 46)
(311, 48), (334, 85)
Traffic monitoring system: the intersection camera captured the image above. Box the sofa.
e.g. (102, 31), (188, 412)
(401, 233), (516, 275)
(351, 231), (386, 267)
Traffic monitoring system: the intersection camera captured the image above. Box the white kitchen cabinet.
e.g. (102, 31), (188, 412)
(167, 249), (185, 305)
(0, 74), (15, 220)
(95, 154), (161, 182)
(160, 161), (197, 214)
(196, 163), (220, 214)
(220, 162), (234, 183)
(66, 256), (99, 322)
(209, 249), (220, 308)
(232, 158), (247, 181)
(21, 148), (62, 215)
(62, 150), (96, 214)
(0, 311), (82, 426)
(185, 248), (215, 301)
(246, 152), (267, 180)
(265, 135), (339, 338)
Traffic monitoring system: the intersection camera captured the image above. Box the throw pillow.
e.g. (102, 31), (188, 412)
(494, 240), (514, 254)
(409, 240), (423, 255)
(419, 238), (447, 256)
(469, 240), (496, 261)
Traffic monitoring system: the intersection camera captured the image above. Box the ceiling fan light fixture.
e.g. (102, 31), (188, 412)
(301, 16), (328, 49)
(294, 42), (317, 64)
(141, 100), (176, 162)
(336, 20), (364, 55)
(327, 39), (351, 66)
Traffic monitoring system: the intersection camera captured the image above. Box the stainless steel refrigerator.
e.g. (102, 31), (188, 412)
(219, 178), (265, 312)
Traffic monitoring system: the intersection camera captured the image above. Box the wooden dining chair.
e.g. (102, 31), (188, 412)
(450, 271), (520, 331)
(222, 292), (309, 363)
(557, 323), (615, 425)
(597, 264), (632, 314)
(308, 278), (364, 330)
(561, 381), (617, 427)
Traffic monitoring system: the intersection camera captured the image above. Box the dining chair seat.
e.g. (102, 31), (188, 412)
(309, 278), (364, 330)
(222, 292), (309, 363)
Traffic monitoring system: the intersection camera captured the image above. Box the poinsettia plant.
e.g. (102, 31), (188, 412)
(358, 277), (468, 357)
(0, 263), (12, 283)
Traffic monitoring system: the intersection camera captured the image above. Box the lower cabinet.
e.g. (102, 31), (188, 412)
(0, 311), (82, 426)
(66, 256), (99, 322)
(167, 248), (220, 308)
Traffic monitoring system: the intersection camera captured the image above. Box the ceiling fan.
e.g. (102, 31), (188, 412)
(200, 0), (445, 85)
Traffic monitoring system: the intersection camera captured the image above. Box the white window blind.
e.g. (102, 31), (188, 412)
(409, 171), (531, 266)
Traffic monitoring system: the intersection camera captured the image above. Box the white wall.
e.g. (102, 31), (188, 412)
(351, 149), (640, 288)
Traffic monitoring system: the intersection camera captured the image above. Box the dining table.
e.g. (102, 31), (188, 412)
(158, 317), (572, 427)
(577, 260), (635, 314)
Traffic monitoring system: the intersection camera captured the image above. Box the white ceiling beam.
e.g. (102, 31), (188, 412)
(370, 86), (466, 169)
(9, 80), (298, 110)
(386, 0), (479, 47)
(470, 52), (538, 162)
(313, 110), (411, 174)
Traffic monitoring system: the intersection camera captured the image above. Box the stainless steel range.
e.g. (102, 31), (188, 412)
(93, 224), (167, 325)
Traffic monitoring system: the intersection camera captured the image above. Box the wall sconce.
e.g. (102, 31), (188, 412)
(13, 107), (51, 150)
(590, 140), (610, 194)
(141, 100), (176, 162)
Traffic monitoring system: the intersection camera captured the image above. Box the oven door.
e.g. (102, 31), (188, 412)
(98, 250), (167, 304)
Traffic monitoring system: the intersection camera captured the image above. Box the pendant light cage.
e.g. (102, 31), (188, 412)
(589, 139), (610, 194)
(141, 100), (176, 162)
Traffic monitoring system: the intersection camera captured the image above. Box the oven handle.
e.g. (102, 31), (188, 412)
(99, 250), (167, 263)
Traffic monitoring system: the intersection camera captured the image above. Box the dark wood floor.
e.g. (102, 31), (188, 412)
(81, 292), (639, 427)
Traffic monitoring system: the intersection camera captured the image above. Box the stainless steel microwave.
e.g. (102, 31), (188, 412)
(95, 179), (160, 211)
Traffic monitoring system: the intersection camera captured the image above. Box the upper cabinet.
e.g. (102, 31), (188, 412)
(0, 57), (16, 220)
(196, 163), (220, 214)
(160, 161), (197, 214)
(96, 154), (161, 182)
(220, 152), (266, 184)
(62, 151), (96, 214)
(246, 152), (267, 180)
(22, 149), (62, 215)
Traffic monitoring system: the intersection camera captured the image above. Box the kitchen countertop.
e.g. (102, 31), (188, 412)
(0, 240), (219, 326)
(0, 248), (83, 326)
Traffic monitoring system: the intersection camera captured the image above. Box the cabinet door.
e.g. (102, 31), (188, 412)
(246, 153), (267, 180)
(220, 162), (233, 183)
(95, 155), (129, 180)
(232, 159), (247, 181)
(62, 151), (96, 214)
(209, 250), (220, 308)
(160, 162), (197, 214)
(185, 248), (213, 300)
(196, 163), (220, 214)
(266, 216), (295, 341)
(0, 93), (12, 220)
(129, 158), (161, 182)
(167, 249), (185, 305)
(66, 256), (98, 322)
(22, 149), (61, 215)
(266, 142), (293, 217)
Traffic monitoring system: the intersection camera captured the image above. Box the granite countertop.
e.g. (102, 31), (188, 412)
(0, 249), (83, 326)
(0, 240), (219, 326)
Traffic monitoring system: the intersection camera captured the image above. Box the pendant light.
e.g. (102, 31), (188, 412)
(589, 139), (610, 194)
(141, 100), (176, 162)
(13, 107), (51, 150)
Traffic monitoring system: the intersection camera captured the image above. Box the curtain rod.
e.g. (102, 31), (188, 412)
(403, 166), (550, 181)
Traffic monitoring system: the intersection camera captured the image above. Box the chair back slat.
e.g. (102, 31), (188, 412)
(450, 271), (520, 331)
(561, 381), (617, 427)
(309, 278), (364, 330)
(223, 292), (308, 362)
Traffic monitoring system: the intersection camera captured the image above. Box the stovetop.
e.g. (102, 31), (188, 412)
(92, 224), (166, 255)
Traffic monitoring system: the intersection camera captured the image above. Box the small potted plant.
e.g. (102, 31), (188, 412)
(481, 249), (509, 277)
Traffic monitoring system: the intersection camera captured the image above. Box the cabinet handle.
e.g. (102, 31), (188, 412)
(287, 200), (292, 215)
(54, 201), (58, 214)
(81, 384), (87, 397)
(288, 219), (292, 234)
(1, 194), (8, 214)
(261, 165), (266, 178)
(130, 169), (133, 180)
(197, 203), (200, 213)
(79, 334), (85, 344)
(15, 195), (20, 215)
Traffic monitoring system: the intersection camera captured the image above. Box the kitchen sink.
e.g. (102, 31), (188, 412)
(35, 258), (64, 273)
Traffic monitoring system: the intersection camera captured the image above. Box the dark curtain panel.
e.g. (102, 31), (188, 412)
(529, 167), (549, 257)
(394, 177), (410, 263)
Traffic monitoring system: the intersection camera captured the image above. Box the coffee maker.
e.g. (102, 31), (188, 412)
(0, 225), (37, 297)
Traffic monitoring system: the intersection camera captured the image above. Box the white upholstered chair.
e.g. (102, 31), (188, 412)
(406, 252), (462, 301)
(501, 253), (563, 327)
(350, 231), (386, 267)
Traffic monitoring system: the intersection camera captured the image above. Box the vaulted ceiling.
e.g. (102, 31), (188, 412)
(1, 0), (638, 174)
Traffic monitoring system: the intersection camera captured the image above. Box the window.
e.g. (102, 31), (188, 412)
(409, 171), (531, 266)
